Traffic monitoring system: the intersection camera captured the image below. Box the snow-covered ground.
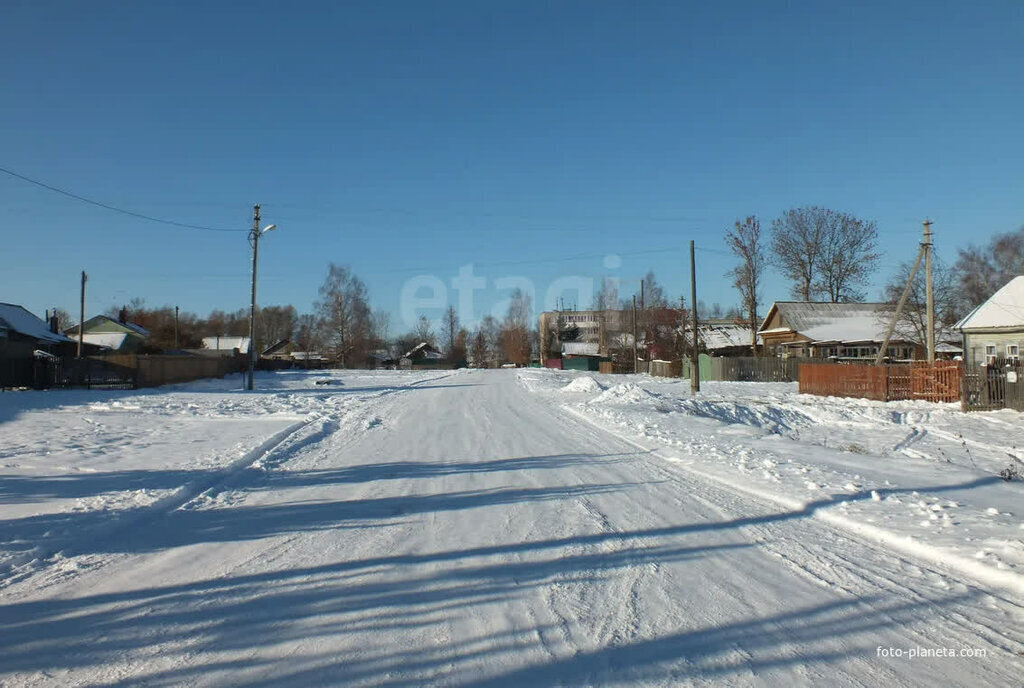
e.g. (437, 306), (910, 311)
(0, 368), (1021, 686)
(519, 370), (1024, 592)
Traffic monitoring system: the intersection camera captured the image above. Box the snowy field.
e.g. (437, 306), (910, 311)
(0, 368), (1021, 686)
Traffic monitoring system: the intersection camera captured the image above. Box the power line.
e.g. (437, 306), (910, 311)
(376, 246), (687, 275)
(0, 165), (247, 232)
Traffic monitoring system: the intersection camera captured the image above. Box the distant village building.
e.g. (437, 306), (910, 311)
(64, 313), (149, 353)
(400, 342), (446, 369)
(0, 303), (76, 357)
(537, 309), (644, 365)
(758, 302), (923, 361)
(956, 275), (1024, 366)
(538, 309), (756, 366)
(200, 336), (251, 356)
(685, 319), (758, 357)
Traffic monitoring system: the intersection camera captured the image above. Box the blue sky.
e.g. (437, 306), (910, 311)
(2, 1), (1022, 331)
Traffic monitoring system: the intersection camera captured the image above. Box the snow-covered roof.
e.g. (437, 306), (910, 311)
(562, 342), (600, 356)
(290, 351), (325, 360)
(81, 332), (130, 350)
(955, 276), (1024, 330)
(402, 342), (443, 360)
(202, 336), (251, 352)
(697, 322), (756, 350)
(69, 315), (150, 338)
(762, 302), (893, 343)
(0, 303), (74, 343)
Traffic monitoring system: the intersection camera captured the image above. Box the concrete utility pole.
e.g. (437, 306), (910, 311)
(874, 236), (927, 365)
(923, 220), (935, 363)
(78, 270), (86, 358)
(690, 240), (699, 394)
(247, 204), (261, 391)
(246, 204), (278, 391)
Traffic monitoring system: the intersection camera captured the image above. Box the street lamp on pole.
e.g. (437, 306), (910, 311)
(247, 203), (277, 391)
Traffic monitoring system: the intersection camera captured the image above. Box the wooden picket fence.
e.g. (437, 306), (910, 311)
(799, 361), (962, 403)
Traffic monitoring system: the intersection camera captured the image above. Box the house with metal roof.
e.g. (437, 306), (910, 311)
(65, 314), (150, 353)
(758, 301), (923, 361)
(0, 303), (76, 357)
(955, 275), (1024, 366)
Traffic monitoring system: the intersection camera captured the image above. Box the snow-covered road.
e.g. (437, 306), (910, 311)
(1, 369), (1021, 686)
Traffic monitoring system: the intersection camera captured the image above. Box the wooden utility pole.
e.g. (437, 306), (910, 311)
(640, 279), (645, 361)
(923, 220), (935, 363)
(174, 305), (180, 349)
(77, 270), (87, 358)
(690, 240), (699, 394)
(632, 295), (638, 373)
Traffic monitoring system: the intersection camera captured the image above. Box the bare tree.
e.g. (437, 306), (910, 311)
(771, 207), (878, 302)
(954, 226), (1024, 310)
(412, 315), (435, 346)
(882, 255), (963, 348)
(315, 263), (371, 367)
(370, 310), (390, 351)
(593, 276), (619, 356)
(479, 315), (500, 367)
(470, 329), (488, 368)
(295, 313), (323, 354)
(816, 211), (879, 302)
(50, 307), (74, 331)
(641, 270), (668, 308)
(725, 215), (765, 352)
(450, 328), (469, 366)
(443, 306), (459, 356)
(770, 208), (824, 301)
(499, 288), (532, 366)
(256, 305), (297, 352)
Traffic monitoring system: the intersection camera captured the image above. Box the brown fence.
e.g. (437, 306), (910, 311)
(799, 361), (962, 403)
(962, 363), (1024, 412)
(2, 353), (243, 390)
(102, 354), (244, 387)
(649, 360), (682, 378)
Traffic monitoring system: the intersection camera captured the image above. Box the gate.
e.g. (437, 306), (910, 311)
(963, 363), (1024, 412)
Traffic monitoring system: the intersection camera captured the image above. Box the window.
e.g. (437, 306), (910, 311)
(985, 344), (997, 365)
(1008, 344), (1020, 364)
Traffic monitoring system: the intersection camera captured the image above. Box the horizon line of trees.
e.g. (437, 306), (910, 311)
(722, 207), (1023, 350)
(46, 213), (1020, 365)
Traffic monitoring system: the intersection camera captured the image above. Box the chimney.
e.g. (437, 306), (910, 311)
(118, 306), (128, 324)
(49, 312), (59, 334)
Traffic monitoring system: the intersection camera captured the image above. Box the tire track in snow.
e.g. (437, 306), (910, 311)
(0, 417), (314, 590)
(561, 403), (1024, 599)
(2, 373), (457, 591)
(552, 402), (1024, 659)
